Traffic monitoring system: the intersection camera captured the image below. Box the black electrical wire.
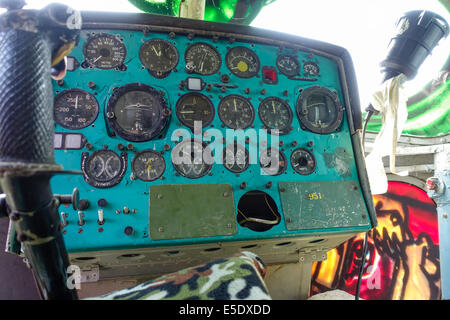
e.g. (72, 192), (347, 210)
(354, 106), (376, 300)
(355, 231), (368, 300)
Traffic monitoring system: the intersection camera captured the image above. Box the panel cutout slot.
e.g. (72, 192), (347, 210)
(237, 190), (280, 232)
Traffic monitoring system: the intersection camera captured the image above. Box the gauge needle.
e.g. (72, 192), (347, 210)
(272, 101), (276, 113)
(75, 96), (78, 110)
(152, 45), (161, 57)
(146, 159), (153, 177)
(93, 56), (102, 63)
(199, 54), (206, 72)
(124, 104), (152, 110)
(234, 99), (237, 112)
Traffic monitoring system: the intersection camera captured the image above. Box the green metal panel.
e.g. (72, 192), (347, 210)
(149, 183), (237, 240)
(279, 181), (370, 230)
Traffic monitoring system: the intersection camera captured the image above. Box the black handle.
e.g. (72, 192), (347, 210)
(0, 29), (55, 164)
(0, 4), (80, 300)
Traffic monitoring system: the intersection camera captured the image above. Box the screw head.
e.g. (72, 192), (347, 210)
(124, 226), (134, 236)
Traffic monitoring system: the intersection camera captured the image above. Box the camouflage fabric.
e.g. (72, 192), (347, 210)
(88, 251), (271, 300)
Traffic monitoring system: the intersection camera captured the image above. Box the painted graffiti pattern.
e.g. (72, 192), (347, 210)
(311, 181), (440, 300)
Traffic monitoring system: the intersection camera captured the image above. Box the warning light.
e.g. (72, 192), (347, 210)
(262, 67), (278, 84)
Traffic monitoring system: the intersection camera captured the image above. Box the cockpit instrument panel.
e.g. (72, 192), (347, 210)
(50, 12), (375, 277)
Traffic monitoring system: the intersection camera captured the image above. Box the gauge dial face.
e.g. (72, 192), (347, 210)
(226, 46), (260, 78)
(291, 148), (316, 175)
(54, 89), (99, 130)
(132, 150), (165, 181)
(303, 61), (320, 77)
(171, 139), (213, 179)
(87, 150), (123, 183)
(185, 42), (221, 75)
(218, 95), (254, 129)
(107, 83), (170, 142)
(260, 148), (287, 176)
(223, 143), (249, 173)
(258, 97), (293, 134)
(175, 93), (215, 129)
(139, 39), (179, 74)
(276, 54), (300, 77)
(83, 33), (126, 69)
(296, 86), (343, 134)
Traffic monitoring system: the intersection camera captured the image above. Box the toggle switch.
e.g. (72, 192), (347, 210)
(98, 209), (105, 225)
(61, 212), (68, 227)
(78, 211), (85, 226)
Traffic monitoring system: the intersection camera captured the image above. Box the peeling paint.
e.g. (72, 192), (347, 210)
(323, 148), (352, 177)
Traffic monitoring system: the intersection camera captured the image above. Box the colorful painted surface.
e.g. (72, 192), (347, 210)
(128, 0), (275, 24)
(311, 181), (441, 300)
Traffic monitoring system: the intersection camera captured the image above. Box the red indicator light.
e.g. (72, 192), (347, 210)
(263, 69), (277, 81)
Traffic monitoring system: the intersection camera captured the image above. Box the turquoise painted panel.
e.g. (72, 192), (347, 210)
(51, 27), (371, 253)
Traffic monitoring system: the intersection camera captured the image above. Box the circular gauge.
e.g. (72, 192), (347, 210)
(83, 33), (126, 69)
(296, 86), (344, 134)
(139, 38), (179, 76)
(175, 93), (215, 130)
(291, 148), (316, 175)
(276, 54), (300, 77)
(54, 89), (99, 130)
(85, 150), (124, 184)
(225, 46), (260, 78)
(260, 148), (287, 176)
(218, 95), (255, 129)
(185, 42), (221, 75)
(106, 83), (170, 142)
(303, 61), (320, 77)
(171, 139), (213, 179)
(132, 150), (165, 182)
(258, 97), (293, 134)
(223, 143), (249, 173)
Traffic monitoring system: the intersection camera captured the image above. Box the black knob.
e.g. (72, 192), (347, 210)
(97, 198), (107, 207)
(78, 199), (90, 210)
(124, 226), (134, 236)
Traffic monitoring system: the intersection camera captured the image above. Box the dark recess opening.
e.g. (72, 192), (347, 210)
(237, 190), (280, 232)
